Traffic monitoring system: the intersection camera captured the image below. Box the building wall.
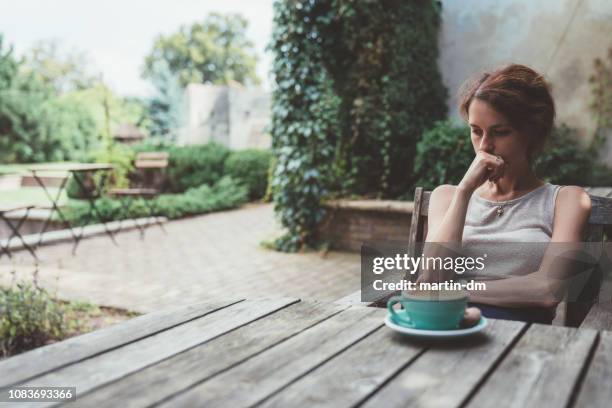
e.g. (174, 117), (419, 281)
(179, 83), (271, 149)
(439, 0), (612, 152)
(316, 207), (412, 252)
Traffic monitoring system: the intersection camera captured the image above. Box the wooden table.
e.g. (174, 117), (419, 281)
(0, 298), (610, 407)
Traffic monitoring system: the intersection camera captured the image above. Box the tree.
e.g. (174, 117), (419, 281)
(0, 35), (99, 163)
(22, 40), (98, 93)
(142, 13), (260, 87)
(145, 60), (184, 141)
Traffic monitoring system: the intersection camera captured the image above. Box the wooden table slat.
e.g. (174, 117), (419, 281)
(360, 319), (526, 408)
(467, 324), (598, 408)
(573, 331), (612, 407)
(0, 298), (243, 388)
(258, 324), (424, 408)
(10, 298), (299, 408)
(71, 300), (351, 408)
(2, 298), (610, 408)
(158, 306), (386, 407)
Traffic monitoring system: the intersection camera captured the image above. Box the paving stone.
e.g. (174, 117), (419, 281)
(0, 204), (360, 313)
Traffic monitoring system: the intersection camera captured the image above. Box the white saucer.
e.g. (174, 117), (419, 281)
(384, 314), (488, 338)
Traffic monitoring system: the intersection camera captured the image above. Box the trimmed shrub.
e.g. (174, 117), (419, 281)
(166, 143), (230, 192)
(224, 149), (273, 200)
(63, 176), (248, 225)
(534, 124), (612, 186)
(413, 120), (473, 193)
(412, 121), (612, 195)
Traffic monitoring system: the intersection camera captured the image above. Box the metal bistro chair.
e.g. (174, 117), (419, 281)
(342, 186), (612, 328)
(108, 152), (169, 238)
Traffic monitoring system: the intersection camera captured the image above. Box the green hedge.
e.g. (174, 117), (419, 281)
(535, 125), (612, 186)
(412, 120), (612, 194)
(63, 176), (248, 225)
(224, 149), (272, 200)
(413, 120), (473, 193)
(166, 143), (230, 193)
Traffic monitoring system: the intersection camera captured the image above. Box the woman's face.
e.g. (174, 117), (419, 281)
(467, 99), (530, 166)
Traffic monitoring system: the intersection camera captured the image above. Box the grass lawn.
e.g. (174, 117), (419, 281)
(0, 187), (68, 208)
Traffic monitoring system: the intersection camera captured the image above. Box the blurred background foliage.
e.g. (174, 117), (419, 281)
(269, 0), (447, 251)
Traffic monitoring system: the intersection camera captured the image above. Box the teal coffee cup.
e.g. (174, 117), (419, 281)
(387, 290), (468, 330)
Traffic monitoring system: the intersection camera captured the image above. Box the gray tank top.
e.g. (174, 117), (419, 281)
(461, 182), (563, 280)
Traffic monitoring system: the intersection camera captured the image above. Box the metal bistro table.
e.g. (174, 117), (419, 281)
(28, 163), (117, 254)
(0, 298), (610, 407)
(0, 205), (38, 262)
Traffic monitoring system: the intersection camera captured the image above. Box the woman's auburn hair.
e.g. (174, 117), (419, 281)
(458, 63), (556, 162)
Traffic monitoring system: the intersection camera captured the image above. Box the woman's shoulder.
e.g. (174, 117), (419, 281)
(431, 184), (457, 196)
(552, 185), (591, 239)
(431, 184), (457, 199)
(429, 184), (458, 207)
(554, 185), (591, 214)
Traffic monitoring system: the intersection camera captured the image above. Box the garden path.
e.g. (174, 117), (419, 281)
(0, 204), (360, 313)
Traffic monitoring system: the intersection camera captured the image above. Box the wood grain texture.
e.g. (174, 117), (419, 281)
(71, 300), (349, 408)
(10, 298), (298, 408)
(580, 279), (612, 330)
(0, 298), (242, 388)
(573, 331), (612, 408)
(588, 195), (612, 225)
(257, 325), (424, 408)
(581, 302), (612, 331)
(361, 319), (525, 408)
(466, 324), (598, 408)
(158, 306), (386, 408)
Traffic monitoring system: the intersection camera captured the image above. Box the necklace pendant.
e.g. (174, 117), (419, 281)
(496, 206), (504, 216)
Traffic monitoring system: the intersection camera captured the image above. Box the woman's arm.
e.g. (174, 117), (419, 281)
(419, 151), (505, 282)
(417, 185), (471, 282)
(468, 186), (592, 308)
(425, 185), (472, 243)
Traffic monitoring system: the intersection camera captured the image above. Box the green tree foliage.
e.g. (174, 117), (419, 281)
(146, 60), (184, 140)
(270, 0), (342, 251)
(22, 40), (98, 93)
(270, 0), (447, 251)
(142, 13), (260, 87)
(63, 84), (146, 142)
(413, 120), (473, 192)
(322, 0), (448, 197)
(225, 149), (273, 200)
(0, 36), (98, 163)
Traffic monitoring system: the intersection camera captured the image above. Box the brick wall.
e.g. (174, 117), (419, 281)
(316, 200), (413, 252)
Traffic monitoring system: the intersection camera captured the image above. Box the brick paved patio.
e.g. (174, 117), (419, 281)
(0, 204), (360, 313)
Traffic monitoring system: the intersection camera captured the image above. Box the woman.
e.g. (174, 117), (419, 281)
(423, 63), (592, 324)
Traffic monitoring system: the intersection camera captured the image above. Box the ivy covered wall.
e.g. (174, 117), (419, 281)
(270, 0), (447, 251)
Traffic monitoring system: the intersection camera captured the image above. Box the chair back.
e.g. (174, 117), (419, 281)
(132, 152), (169, 190)
(408, 186), (612, 327)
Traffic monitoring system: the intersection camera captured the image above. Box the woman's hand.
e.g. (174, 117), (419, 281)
(458, 150), (507, 194)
